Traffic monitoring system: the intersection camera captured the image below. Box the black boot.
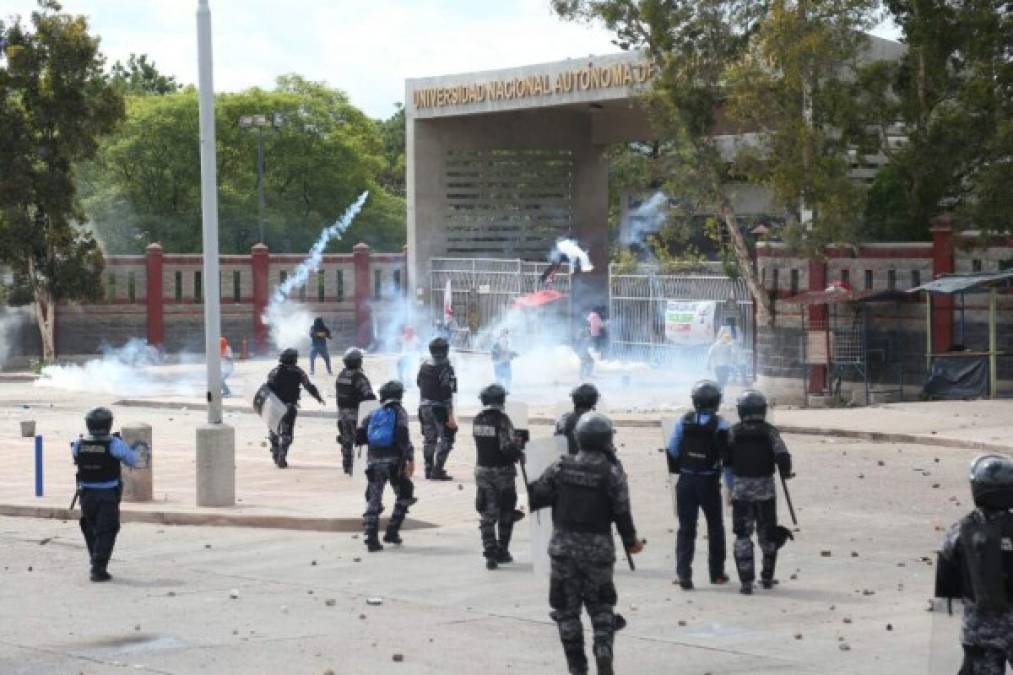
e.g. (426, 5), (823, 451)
(365, 531), (383, 552)
(430, 469), (453, 481)
(495, 547), (513, 564)
(383, 527), (403, 545)
(595, 655), (614, 675)
(90, 566), (112, 582)
(277, 452), (288, 468)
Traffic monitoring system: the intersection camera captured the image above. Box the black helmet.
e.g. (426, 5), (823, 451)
(736, 390), (768, 422)
(378, 380), (404, 402)
(279, 348), (298, 365)
(691, 380), (721, 414)
(429, 337), (449, 358)
(969, 454), (1013, 510)
(343, 348), (363, 369)
(85, 407), (114, 436)
(570, 383), (600, 409)
(575, 412), (615, 453)
(479, 383), (507, 407)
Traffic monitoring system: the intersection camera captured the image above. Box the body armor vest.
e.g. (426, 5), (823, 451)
(959, 510), (1013, 611)
(729, 422), (776, 478)
(336, 368), (365, 409)
(76, 437), (120, 484)
(474, 409), (512, 468)
(678, 412), (724, 473)
(418, 360), (454, 402)
(552, 457), (612, 535)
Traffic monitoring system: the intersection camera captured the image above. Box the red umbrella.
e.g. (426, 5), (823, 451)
(512, 289), (566, 309)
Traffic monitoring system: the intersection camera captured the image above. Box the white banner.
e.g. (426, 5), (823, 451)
(664, 300), (717, 346)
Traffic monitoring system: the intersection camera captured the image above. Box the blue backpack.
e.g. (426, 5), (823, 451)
(367, 406), (397, 448)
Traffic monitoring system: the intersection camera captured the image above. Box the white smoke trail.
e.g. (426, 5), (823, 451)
(0, 306), (31, 369)
(618, 191), (669, 248)
(263, 191), (369, 350)
(552, 238), (594, 273)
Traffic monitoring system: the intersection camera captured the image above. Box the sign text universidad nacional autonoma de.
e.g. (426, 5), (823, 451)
(412, 61), (656, 109)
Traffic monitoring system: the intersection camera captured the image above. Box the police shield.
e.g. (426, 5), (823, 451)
(253, 384), (287, 435)
(661, 417), (678, 516)
(526, 435), (566, 578)
(927, 597), (963, 675)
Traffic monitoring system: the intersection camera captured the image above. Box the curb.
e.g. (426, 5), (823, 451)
(0, 504), (436, 533)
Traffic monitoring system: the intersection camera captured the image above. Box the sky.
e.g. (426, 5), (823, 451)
(3, 1), (901, 120)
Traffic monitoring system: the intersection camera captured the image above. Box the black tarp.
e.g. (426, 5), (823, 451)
(923, 356), (988, 400)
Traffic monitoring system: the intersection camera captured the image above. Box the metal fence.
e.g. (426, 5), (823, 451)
(429, 257), (572, 350)
(608, 266), (755, 377)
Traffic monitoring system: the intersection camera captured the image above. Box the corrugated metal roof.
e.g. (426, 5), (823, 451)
(908, 270), (1013, 295)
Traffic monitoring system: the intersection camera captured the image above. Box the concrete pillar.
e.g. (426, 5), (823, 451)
(807, 258), (828, 394)
(196, 423), (235, 507)
(145, 243), (164, 348)
(572, 141), (610, 326)
(353, 243), (373, 347)
(251, 243), (269, 354)
(120, 424), (153, 502)
(930, 216), (955, 352)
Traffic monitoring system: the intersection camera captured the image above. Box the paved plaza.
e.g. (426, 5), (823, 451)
(1, 357), (1009, 673)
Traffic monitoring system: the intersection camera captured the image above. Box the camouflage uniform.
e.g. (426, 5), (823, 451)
(357, 403), (416, 542)
(335, 367), (375, 475)
(725, 422), (792, 586)
(938, 514), (1013, 674)
(530, 451), (639, 675)
(417, 357), (457, 477)
(473, 406), (524, 562)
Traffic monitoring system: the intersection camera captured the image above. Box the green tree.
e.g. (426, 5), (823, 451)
(378, 103), (406, 197)
(554, 0), (886, 324)
(866, 0), (1013, 237)
(81, 75), (406, 254)
(0, 1), (124, 360)
(110, 53), (181, 96)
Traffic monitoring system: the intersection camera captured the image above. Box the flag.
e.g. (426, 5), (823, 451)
(443, 279), (453, 324)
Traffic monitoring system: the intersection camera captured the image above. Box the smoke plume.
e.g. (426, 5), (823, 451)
(263, 191), (369, 351)
(618, 191), (669, 249)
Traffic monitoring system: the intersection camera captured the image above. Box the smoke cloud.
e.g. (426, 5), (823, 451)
(263, 191), (369, 351)
(618, 191), (669, 249)
(0, 306), (31, 370)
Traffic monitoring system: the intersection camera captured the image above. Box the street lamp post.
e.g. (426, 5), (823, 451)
(195, 0), (235, 508)
(238, 113), (281, 245)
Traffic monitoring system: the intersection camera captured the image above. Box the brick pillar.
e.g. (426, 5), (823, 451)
(808, 258), (828, 394)
(353, 243), (373, 347)
(930, 216), (955, 352)
(251, 244), (270, 354)
(145, 243), (164, 348)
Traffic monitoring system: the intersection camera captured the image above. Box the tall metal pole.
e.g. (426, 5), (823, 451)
(197, 0), (223, 424)
(256, 126), (265, 244)
(988, 287), (997, 399)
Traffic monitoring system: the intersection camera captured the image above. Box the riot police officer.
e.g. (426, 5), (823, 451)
(554, 383), (599, 455)
(666, 380), (730, 589)
(528, 413), (644, 675)
(356, 380), (416, 552)
(935, 453), (1013, 673)
(335, 348), (376, 476)
(472, 383), (526, 569)
(417, 336), (458, 480)
(71, 407), (140, 582)
(724, 390), (794, 595)
(266, 348), (324, 468)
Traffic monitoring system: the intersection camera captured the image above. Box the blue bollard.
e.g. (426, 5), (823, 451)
(34, 435), (43, 497)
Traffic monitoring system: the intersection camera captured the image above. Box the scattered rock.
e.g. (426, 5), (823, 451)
(38, 538), (51, 546)
(281, 606), (289, 614)
(843, 617), (852, 624)
(134, 624), (141, 631)
(325, 599), (336, 607)
(457, 484), (463, 491)
(677, 620), (687, 627)
(353, 557), (362, 563)
(877, 460), (885, 467)
(886, 623), (893, 631)
(204, 544), (212, 549)
(932, 483), (940, 489)
(820, 551), (832, 557)
(862, 589), (876, 596)
(793, 633), (803, 640)
(311, 560), (317, 566)
(366, 598), (383, 606)
(858, 474), (865, 479)
(358, 614), (367, 620)
(839, 642), (851, 651)
(352, 534), (359, 540)
(789, 573), (798, 580)
(229, 589), (240, 599)
(166, 591), (176, 597)
(27, 566), (32, 572)
(850, 552), (859, 558)
(392, 654), (404, 663)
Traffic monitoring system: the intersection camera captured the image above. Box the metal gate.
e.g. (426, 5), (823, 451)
(429, 257), (571, 350)
(608, 265), (755, 378)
